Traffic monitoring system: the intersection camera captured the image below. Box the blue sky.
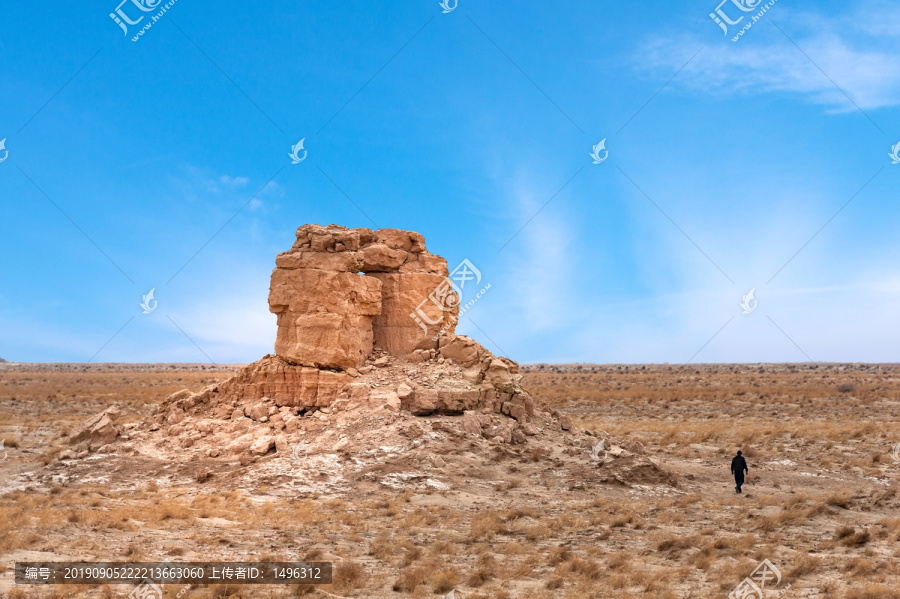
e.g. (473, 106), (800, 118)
(1, 0), (898, 364)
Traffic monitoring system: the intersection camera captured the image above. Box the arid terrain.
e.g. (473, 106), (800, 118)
(1, 361), (899, 598)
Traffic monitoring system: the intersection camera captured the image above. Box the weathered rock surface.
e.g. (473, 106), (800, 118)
(269, 224), (456, 369)
(69, 406), (121, 452)
(125, 224), (567, 464)
(269, 269), (382, 370)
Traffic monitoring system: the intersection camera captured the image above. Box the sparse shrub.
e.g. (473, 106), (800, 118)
(547, 545), (570, 566)
(545, 576), (564, 589)
(466, 551), (495, 587)
(836, 525), (855, 539)
(303, 548), (324, 561)
(826, 488), (852, 509)
(843, 584), (894, 599)
(837, 383), (856, 394)
(332, 559), (364, 593)
(468, 511), (504, 541)
(400, 543), (422, 567)
(565, 557), (601, 580)
(787, 554), (820, 578)
(430, 570), (458, 594)
(392, 566), (427, 593)
(836, 526), (870, 547)
(368, 534), (393, 560)
(656, 535), (697, 553)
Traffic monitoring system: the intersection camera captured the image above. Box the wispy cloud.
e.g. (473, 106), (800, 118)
(642, 3), (900, 112)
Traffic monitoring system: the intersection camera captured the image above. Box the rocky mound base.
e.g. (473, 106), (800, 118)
(54, 223), (676, 493)
(136, 334), (544, 458)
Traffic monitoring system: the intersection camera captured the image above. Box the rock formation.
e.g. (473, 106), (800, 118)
(62, 406), (121, 458)
(61, 224), (669, 496)
(269, 224), (457, 369)
(48, 224), (672, 499)
(174, 226), (511, 408)
(141, 224), (543, 452)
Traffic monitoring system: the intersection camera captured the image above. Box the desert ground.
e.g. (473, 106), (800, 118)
(1, 361), (899, 598)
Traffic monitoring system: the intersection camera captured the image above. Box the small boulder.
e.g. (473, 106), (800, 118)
(249, 434), (276, 455)
(244, 402), (268, 421)
(69, 408), (121, 452)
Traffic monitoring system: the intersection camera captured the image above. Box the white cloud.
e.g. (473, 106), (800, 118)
(168, 297), (277, 362)
(220, 175), (249, 188)
(642, 4), (900, 111)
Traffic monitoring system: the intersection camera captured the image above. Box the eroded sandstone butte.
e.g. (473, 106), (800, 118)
(269, 224), (458, 369)
(147, 224), (537, 450)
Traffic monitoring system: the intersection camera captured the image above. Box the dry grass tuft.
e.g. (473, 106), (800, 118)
(430, 569), (459, 594)
(332, 559), (365, 593)
(392, 566), (428, 593)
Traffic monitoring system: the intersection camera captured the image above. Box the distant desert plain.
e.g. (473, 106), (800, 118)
(1, 361), (898, 598)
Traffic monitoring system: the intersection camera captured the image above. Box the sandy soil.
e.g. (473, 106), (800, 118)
(1, 362), (898, 598)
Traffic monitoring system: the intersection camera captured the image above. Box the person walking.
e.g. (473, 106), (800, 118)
(731, 450), (748, 493)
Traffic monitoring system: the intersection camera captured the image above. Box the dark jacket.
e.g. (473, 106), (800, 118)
(731, 455), (748, 474)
